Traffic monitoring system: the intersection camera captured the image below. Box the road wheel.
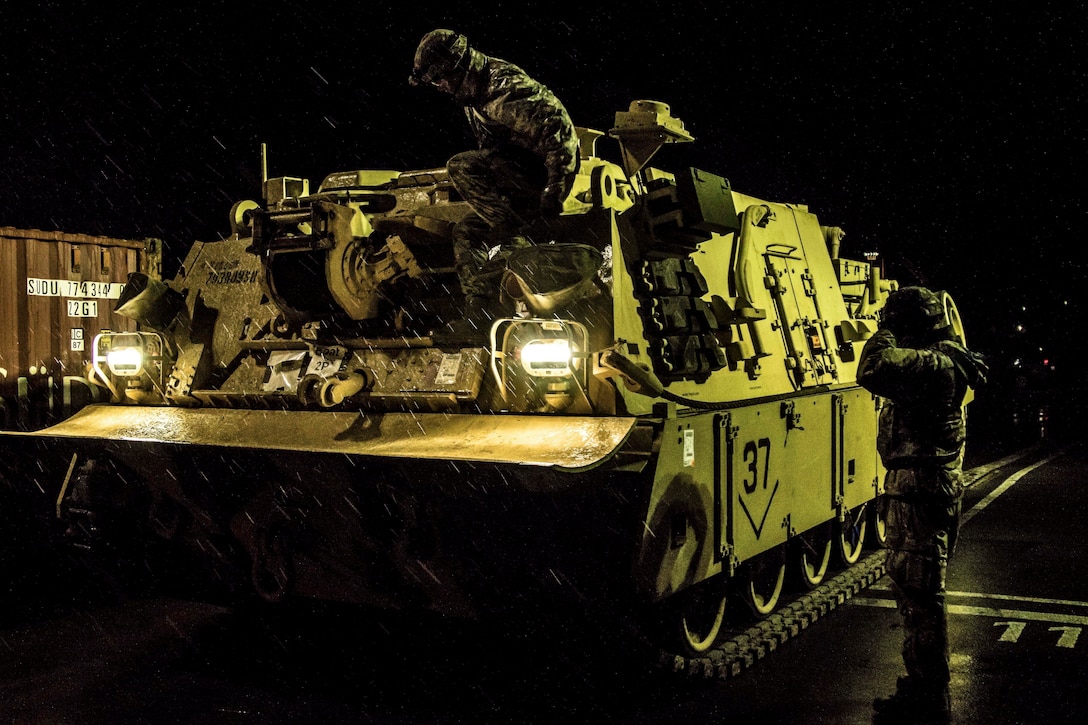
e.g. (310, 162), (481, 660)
(793, 523), (833, 588)
(836, 504), (869, 566)
(738, 545), (786, 618)
(251, 526), (292, 603)
(868, 496), (888, 548)
(663, 577), (729, 655)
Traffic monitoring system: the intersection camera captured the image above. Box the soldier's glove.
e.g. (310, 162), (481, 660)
(539, 184), (566, 217)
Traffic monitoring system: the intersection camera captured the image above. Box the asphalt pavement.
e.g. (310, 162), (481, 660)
(1, 415), (1083, 724)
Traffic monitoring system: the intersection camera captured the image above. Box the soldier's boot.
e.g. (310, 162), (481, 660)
(872, 676), (951, 724)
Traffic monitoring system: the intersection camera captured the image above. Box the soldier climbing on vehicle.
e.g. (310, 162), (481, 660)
(409, 28), (580, 341)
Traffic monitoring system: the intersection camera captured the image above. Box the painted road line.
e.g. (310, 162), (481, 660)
(962, 445), (1043, 488)
(868, 582), (1088, 610)
(851, 597), (1088, 626)
(962, 448), (1070, 524)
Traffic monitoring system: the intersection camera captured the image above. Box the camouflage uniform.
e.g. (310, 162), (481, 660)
(857, 287), (987, 721)
(447, 55), (579, 297)
(411, 30), (579, 300)
(446, 142), (544, 297)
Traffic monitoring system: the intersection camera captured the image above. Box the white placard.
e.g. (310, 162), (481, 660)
(67, 300), (99, 317)
(27, 278), (125, 299)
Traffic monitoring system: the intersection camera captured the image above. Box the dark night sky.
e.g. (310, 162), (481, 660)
(1, 1), (1085, 372)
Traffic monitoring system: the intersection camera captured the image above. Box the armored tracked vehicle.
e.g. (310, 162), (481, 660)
(0, 101), (971, 655)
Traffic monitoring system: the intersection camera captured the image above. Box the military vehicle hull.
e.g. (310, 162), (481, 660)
(2, 100), (974, 656)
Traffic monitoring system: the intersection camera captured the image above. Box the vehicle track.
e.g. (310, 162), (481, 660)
(654, 445), (1045, 680)
(655, 550), (886, 680)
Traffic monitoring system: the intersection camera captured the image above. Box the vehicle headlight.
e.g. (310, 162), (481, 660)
(106, 345), (145, 376)
(93, 331), (163, 378)
(520, 338), (573, 377)
(489, 318), (590, 411)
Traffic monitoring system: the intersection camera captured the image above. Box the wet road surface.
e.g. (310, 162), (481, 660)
(2, 394), (1085, 724)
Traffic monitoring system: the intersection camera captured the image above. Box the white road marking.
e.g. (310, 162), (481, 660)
(857, 447), (1088, 626)
(851, 597), (1088, 625)
(961, 448), (1068, 524)
(869, 582), (1088, 610)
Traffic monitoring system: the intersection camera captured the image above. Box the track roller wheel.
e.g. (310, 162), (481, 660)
(792, 522), (833, 589)
(836, 503), (869, 566)
(737, 545), (786, 618)
(660, 576), (729, 655)
(868, 495), (888, 548)
(251, 526), (293, 603)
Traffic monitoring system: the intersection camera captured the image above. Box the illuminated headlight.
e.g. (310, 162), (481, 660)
(106, 345), (145, 376)
(93, 331), (164, 379)
(490, 318), (590, 409)
(520, 338), (573, 377)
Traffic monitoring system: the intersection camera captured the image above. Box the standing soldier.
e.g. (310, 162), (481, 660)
(409, 28), (580, 340)
(857, 286), (988, 724)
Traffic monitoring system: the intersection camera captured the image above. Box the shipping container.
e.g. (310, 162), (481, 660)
(0, 227), (162, 429)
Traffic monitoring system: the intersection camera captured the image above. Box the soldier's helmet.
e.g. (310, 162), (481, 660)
(409, 29), (470, 87)
(882, 286), (948, 339)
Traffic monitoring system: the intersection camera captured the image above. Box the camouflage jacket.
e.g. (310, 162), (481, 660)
(857, 328), (988, 480)
(453, 49), (579, 191)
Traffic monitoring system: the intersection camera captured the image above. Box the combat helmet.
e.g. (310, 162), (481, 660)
(409, 29), (470, 87)
(881, 286), (948, 340)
